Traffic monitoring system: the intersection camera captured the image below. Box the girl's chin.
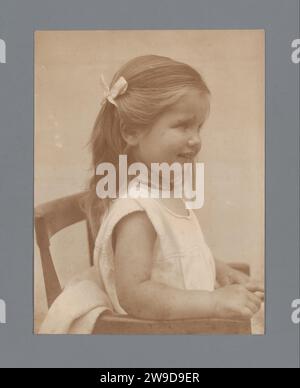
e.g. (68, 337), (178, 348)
(177, 157), (194, 164)
(141, 159), (195, 166)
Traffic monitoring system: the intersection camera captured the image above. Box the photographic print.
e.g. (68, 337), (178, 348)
(34, 30), (265, 335)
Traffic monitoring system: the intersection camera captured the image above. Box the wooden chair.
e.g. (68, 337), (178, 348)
(34, 192), (252, 335)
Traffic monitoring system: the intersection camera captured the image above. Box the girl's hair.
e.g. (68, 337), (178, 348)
(85, 55), (210, 239)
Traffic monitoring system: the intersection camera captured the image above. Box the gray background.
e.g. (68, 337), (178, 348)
(0, 0), (299, 368)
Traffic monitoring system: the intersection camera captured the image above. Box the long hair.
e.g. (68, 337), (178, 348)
(85, 55), (210, 239)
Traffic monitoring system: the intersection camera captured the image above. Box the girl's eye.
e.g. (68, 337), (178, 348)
(172, 123), (187, 129)
(177, 123), (190, 130)
(171, 121), (203, 131)
(180, 125), (202, 132)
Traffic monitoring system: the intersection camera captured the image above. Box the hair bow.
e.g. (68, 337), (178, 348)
(101, 74), (128, 107)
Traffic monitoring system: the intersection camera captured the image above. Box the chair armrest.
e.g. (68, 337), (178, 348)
(93, 313), (251, 335)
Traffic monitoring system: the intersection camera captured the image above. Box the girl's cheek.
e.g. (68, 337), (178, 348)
(172, 130), (190, 145)
(167, 127), (184, 139)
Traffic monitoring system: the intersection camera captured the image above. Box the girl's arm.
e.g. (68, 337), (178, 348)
(113, 212), (263, 321)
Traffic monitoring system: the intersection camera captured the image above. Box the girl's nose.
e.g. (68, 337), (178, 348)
(188, 134), (202, 151)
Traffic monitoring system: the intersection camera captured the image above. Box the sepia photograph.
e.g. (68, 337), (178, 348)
(34, 30), (265, 335)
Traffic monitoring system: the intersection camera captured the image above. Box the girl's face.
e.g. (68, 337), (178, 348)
(132, 89), (210, 167)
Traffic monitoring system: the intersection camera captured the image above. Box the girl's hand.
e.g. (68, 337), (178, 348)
(212, 284), (264, 320)
(215, 259), (250, 287)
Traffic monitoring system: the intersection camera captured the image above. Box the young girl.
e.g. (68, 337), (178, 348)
(87, 55), (263, 323)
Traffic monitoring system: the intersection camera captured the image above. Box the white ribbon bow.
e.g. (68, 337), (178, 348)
(101, 74), (128, 107)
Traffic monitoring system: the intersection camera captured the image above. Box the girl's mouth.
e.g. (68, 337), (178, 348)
(177, 152), (196, 162)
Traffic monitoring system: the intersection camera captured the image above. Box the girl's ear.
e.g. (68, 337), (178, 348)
(120, 128), (142, 147)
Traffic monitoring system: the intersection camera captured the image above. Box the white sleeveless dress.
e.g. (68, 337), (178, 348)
(94, 195), (216, 315)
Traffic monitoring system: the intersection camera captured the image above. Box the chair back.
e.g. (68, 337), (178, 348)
(34, 192), (93, 307)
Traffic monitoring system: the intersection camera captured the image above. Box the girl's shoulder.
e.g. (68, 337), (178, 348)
(109, 197), (144, 214)
(94, 198), (159, 249)
(107, 197), (161, 224)
(101, 197), (155, 224)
